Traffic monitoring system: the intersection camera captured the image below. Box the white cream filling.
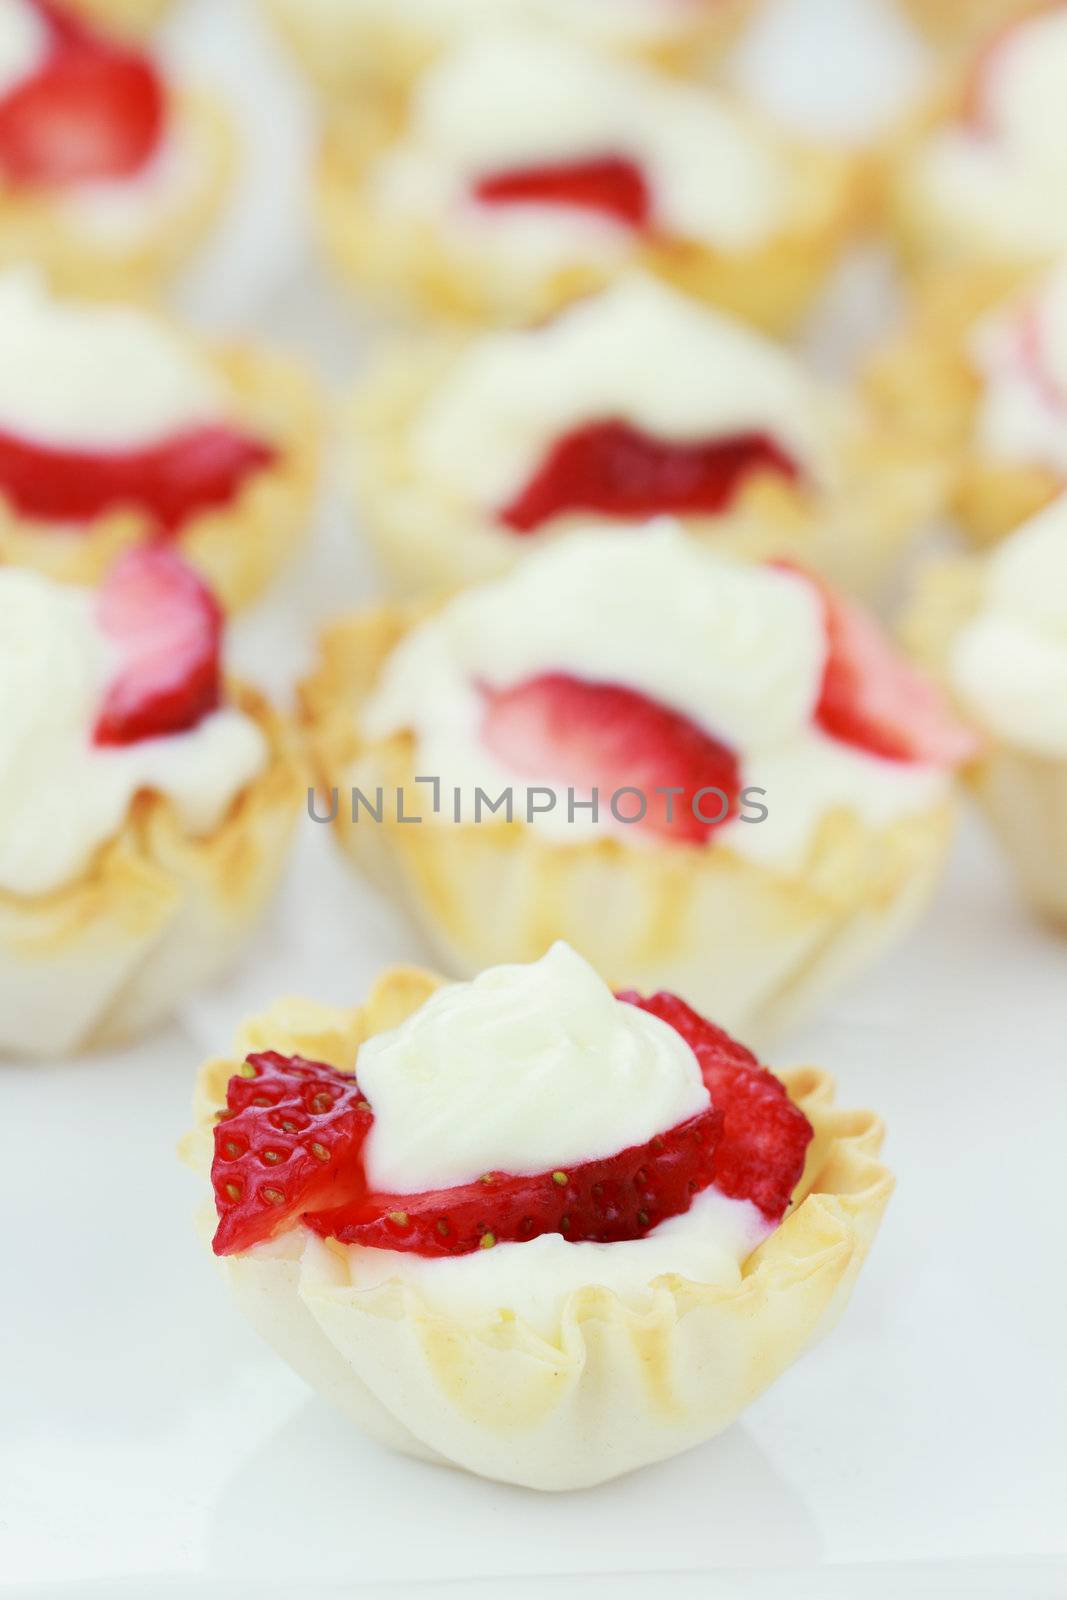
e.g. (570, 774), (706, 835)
(339, 1183), (770, 1339)
(289, 0), (703, 47)
(357, 942), (711, 1191)
(970, 264), (1067, 476)
(369, 28), (790, 265)
(0, 0), (47, 100)
(951, 496), (1067, 758)
(361, 525), (950, 869)
(0, 569), (267, 897)
(412, 276), (834, 513)
(915, 9), (1067, 255)
(0, 269), (226, 451)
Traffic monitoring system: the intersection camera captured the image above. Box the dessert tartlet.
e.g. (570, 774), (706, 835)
(0, 0), (232, 296)
(904, 494), (1067, 927)
(896, 0), (1040, 50)
(300, 525), (975, 1042)
(867, 258), (1067, 548)
(316, 25), (865, 333)
(0, 549), (303, 1058)
(264, 0), (762, 103)
(64, 0), (173, 38)
(891, 3), (1067, 276)
(0, 270), (319, 610)
(347, 274), (947, 600)
(182, 942), (893, 1490)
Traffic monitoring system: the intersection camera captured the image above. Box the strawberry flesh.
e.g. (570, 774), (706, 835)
(481, 671), (742, 843)
(618, 990), (813, 1224)
(0, 424), (275, 534)
(0, 2), (166, 186)
(304, 1105), (723, 1256)
(500, 419), (800, 533)
(473, 154), (652, 229)
(212, 1053), (375, 1257)
(93, 545), (223, 746)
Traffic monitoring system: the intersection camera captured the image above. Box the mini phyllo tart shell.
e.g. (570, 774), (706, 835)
(300, 605), (955, 1045)
(181, 972), (892, 1491)
(63, 0), (176, 37)
(896, 0), (1041, 49)
(344, 323), (948, 602)
(0, 683), (303, 1059)
(0, 91), (234, 299)
(0, 342), (320, 611)
(262, 0), (763, 103)
(903, 551), (1067, 929)
(315, 97), (865, 336)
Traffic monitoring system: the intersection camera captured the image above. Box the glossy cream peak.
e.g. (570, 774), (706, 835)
(0, 0), (46, 99)
(951, 497), (1067, 757)
(412, 275), (830, 508)
(356, 942), (710, 1191)
(0, 270), (227, 452)
(0, 569), (267, 897)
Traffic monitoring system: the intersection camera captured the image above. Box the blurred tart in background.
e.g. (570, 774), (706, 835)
(0, 270), (319, 609)
(64, 0), (174, 38)
(896, 0), (1044, 50)
(300, 525), (974, 1044)
(903, 494), (1067, 929)
(0, 0), (232, 294)
(262, 0), (763, 103)
(182, 942), (892, 1489)
(316, 25), (866, 333)
(345, 274), (948, 601)
(0, 548), (303, 1058)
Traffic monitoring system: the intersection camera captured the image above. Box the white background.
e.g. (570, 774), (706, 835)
(2, 1), (1066, 1595)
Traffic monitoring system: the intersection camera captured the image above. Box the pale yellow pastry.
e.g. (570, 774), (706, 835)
(346, 274), (947, 601)
(316, 25), (866, 334)
(903, 495), (1067, 928)
(0, 272), (319, 611)
(300, 526), (974, 1043)
(896, 0), (1041, 50)
(64, 0), (174, 38)
(866, 259), (1067, 547)
(0, 558), (304, 1059)
(890, 5), (1067, 278)
(263, 0), (762, 102)
(182, 945), (893, 1490)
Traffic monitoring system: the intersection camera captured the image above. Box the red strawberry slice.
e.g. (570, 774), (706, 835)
(779, 568), (977, 766)
(93, 545), (222, 746)
(500, 420), (800, 534)
(212, 1053), (374, 1256)
(481, 672), (742, 842)
(0, 424), (275, 534)
(0, 42), (166, 187)
(473, 154), (652, 229)
(304, 1104), (722, 1256)
(618, 991), (812, 1223)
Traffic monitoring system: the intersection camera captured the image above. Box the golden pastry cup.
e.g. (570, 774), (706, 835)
(181, 969), (893, 1490)
(903, 555), (1067, 928)
(0, 686), (305, 1061)
(66, 0), (175, 36)
(299, 606), (956, 1045)
(0, 93), (234, 300)
(0, 343), (321, 612)
(343, 333), (948, 602)
(896, 0), (1043, 48)
(262, 0), (764, 104)
(315, 100), (869, 335)
(864, 264), (1064, 548)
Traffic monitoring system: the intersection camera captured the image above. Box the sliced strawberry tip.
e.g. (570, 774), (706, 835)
(618, 991), (813, 1224)
(472, 154), (652, 230)
(0, 424), (275, 534)
(481, 671), (742, 843)
(0, 39), (166, 187)
(500, 419), (800, 534)
(93, 545), (223, 746)
(212, 1053), (374, 1257)
(304, 1104), (723, 1256)
(774, 562), (978, 767)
